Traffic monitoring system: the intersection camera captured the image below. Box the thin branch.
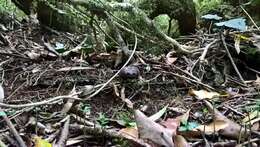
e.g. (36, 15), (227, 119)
(240, 6), (260, 31)
(200, 39), (219, 61)
(221, 34), (245, 84)
(0, 109), (27, 147)
(83, 33), (138, 100)
(0, 95), (80, 108)
(55, 116), (70, 147)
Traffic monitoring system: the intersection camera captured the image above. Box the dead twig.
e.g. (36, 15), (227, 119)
(200, 39), (219, 62)
(221, 34), (245, 84)
(83, 34), (137, 100)
(55, 115), (70, 147)
(0, 109), (27, 147)
(70, 124), (151, 147)
(0, 94), (80, 108)
(164, 71), (214, 90)
(240, 6), (260, 31)
(236, 138), (260, 147)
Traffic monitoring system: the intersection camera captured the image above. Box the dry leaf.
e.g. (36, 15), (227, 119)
(203, 100), (248, 139)
(166, 51), (178, 65)
(161, 118), (179, 135)
(242, 110), (259, 123)
(176, 110), (190, 124)
(195, 119), (229, 134)
(189, 89), (220, 100)
(149, 106), (168, 122)
(174, 135), (190, 147)
(161, 110), (190, 135)
(134, 110), (174, 147)
(234, 36), (241, 54)
(119, 127), (139, 139)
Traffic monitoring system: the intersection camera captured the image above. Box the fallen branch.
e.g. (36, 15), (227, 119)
(0, 95), (80, 108)
(55, 116), (70, 147)
(69, 124), (151, 147)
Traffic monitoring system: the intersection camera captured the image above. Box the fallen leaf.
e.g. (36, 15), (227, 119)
(195, 119), (229, 134)
(161, 110), (190, 134)
(34, 136), (52, 147)
(242, 110), (259, 123)
(177, 110), (190, 125)
(161, 118), (180, 134)
(119, 127), (139, 139)
(174, 135), (190, 147)
(166, 51), (178, 65)
(189, 89), (220, 100)
(134, 110), (174, 147)
(234, 36), (241, 54)
(202, 100), (248, 139)
(149, 105), (168, 122)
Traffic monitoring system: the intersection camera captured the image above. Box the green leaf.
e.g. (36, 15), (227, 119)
(179, 126), (188, 131)
(0, 111), (6, 116)
(187, 122), (199, 130)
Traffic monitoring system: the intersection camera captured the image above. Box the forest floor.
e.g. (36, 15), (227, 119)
(0, 22), (260, 147)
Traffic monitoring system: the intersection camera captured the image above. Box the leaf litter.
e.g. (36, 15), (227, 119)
(0, 16), (260, 147)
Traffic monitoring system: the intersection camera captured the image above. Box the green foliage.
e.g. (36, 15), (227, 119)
(0, 0), (25, 19)
(79, 103), (91, 115)
(243, 98), (260, 112)
(117, 111), (136, 127)
(0, 0), (16, 12)
(97, 112), (109, 127)
(194, 0), (223, 14)
(112, 138), (130, 147)
(179, 121), (199, 131)
(154, 14), (179, 37)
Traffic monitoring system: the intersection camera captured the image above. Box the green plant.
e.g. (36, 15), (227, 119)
(194, 0), (223, 14)
(0, 0), (26, 19)
(80, 103), (91, 115)
(97, 112), (109, 127)
(0, 0), (16, 12)
(179, 121), (199, 131)
(117, 111), (136, 127)
(113, 138), (130, 147)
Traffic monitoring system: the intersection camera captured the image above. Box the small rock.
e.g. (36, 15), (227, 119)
(119, 66), (140, 79)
